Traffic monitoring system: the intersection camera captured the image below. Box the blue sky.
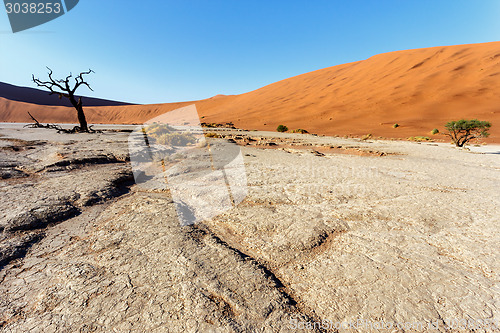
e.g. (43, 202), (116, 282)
(1, 0), (499, 104)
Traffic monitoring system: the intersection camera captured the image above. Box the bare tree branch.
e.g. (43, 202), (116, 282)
(46, 67), (66, 92)
(73, 69), (94, 94)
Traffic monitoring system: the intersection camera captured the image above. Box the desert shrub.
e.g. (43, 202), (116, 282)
(201, 122), (235, 129)
(361, 133), (372, 140)
(393, 123), (400, 128)
(204, 132), (220, 138)
(277, 125), (288, 132)
(431, 128), (439, 135)
(292, 128), (309, 134)
(156, 132), (196, 147)
(408, 136), (432, 142)
(444, 119), (491, 147)
(144, 123), (197, 147)
(145, 123), (176, 137)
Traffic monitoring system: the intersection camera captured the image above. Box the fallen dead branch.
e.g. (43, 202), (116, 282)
(24, 112), (101, 133)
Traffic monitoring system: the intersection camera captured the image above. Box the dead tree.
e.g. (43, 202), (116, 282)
(32, 67), (94, 132)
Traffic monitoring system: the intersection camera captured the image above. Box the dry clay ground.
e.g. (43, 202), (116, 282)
(0, 125), (498, 332)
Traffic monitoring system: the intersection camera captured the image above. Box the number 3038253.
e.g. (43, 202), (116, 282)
(5, 2), (62, 14)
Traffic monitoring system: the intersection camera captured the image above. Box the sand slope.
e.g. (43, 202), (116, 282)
(1, 42), (499, 141)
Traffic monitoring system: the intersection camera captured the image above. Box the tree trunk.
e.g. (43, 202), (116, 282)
(76, 104), (88, 132)
(70, 96), (88, 132)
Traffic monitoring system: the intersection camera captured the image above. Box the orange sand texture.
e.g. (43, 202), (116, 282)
(1, 42), (499, 142)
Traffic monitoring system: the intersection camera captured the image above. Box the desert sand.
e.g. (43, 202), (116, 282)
(1, 41), (500, 142)
(0, 124), (498, 332)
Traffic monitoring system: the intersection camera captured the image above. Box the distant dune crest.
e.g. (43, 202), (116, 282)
(0, 82), (132, 107)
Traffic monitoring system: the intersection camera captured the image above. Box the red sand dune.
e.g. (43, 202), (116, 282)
(1, 41), (500, 142)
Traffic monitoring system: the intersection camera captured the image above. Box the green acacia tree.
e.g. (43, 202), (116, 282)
(444, 119), (491, 147)
(277, 124), (288, 132)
